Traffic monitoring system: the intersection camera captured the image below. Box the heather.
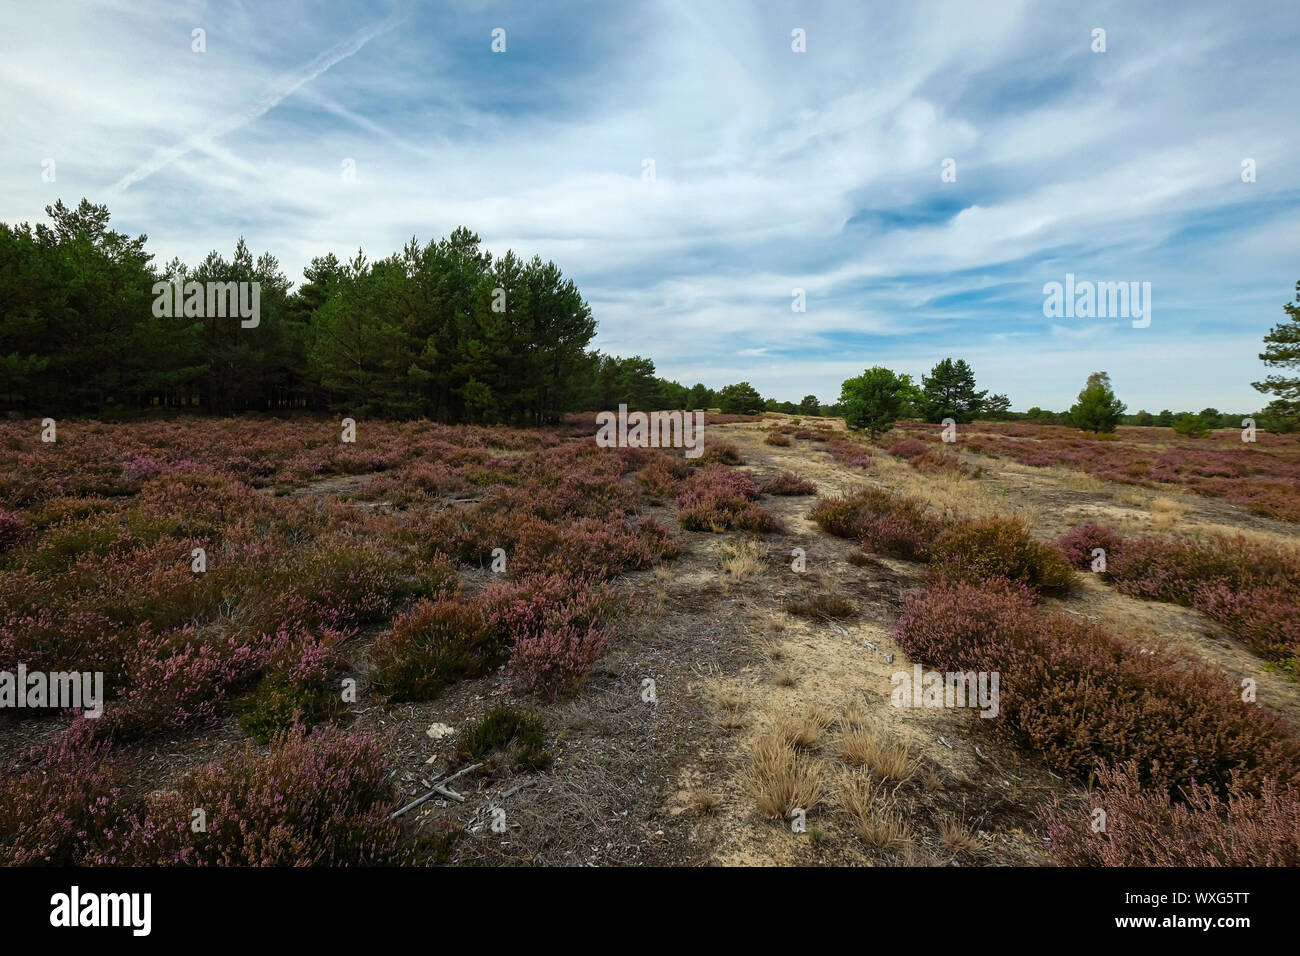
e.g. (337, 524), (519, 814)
(0, 414), (685, 865)
(893, 579), (1300, 795)
(890, 421), (1300, 522)
(810, 487), (943, 560)
(929, 516), (1075, 595)
(759, 472), (818, 496)
(677, 465), (783, 533)
(1054, 523), (1300, 668)
(1040, 762), (1300, 866)
(0, 719), (121, 865)
(94, 725), (408, 866)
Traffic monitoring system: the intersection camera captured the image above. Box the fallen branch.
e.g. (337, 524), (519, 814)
(501, 779), (538, 800)
(390, 763), (483, 818)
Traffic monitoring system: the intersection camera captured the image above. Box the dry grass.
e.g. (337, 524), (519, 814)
(875, 454), (1041, 525)
(772, 667), (797, 688)
(840, 771), (911, 853)
(783, 592), (857, 621)
(937, 812), (983, 854)
(690, 791), (721, 815)
(1052, 468), (1112, 493)
(1150, 496), (1191, 530)
(839, 726), (919, 783)
(717, 692), (746, 730)
(773, 713), (825, 750)
(750, 730), (826, 820)
(840, 699), (870, 731)
(721, 538), (762, 589)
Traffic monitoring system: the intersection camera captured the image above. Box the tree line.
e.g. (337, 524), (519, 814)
(0, 200), (786, 422)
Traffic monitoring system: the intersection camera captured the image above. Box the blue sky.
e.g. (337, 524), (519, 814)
(2, 0), (1297, 411)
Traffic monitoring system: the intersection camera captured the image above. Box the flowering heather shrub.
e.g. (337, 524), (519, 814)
(485, 573), (617, 698)
(926, 422), (1300, 522)
(1040, 761), (1300, 866)
(98, 725), (408, 866)
(1107, 532), (1300, 603)
(908, 448), (973, 477)
(810, 488), (942, 560)
(827, 441), (872, 469)
(699, 442), (743, 465)
(793, 429), (814, 440)
(1055, 522), (1125, 569)
(888, 437), (930, 460)
(764, 431), (792, 447)
(636, 454), (691, 498)
(511, 514), (677, 580)
(1193, 582), (1300, 670)
(894, 579), (1300, 795)
(760, 472), (817, 496)
(369, 595), (503, 702)
(0, 719), (121, 865)
(677, 466), (782, 533)
(0, 507), (29, 553)
(930, 516), (1075, 595)
(1098, 531), (1300, 666)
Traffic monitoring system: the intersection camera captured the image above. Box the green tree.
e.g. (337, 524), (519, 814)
(718, 382), (763, 415)
(839, 366), (913, 438)
(1067, 371), (1126, 434)
(984, 394), (1011, 419)
(1172, 412), (1211, 438)
(920, 358), (987, 423)
(687, 382), (714, 409)
(1252, 278), (1300, 432)
(1133, 409), (1155, 426)
(798, 394), (820, 416)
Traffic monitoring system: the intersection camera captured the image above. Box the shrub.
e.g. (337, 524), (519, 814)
(0, 508), (29, 553)
(512, 514), (677, 580)
(764, 431), (791, 447)
(699, 442), (743, 465)
(636, 455), (690, 498)
(930, 516), (1075, 595)
(887, 438), (929, 460)
(760, 472), (817, 496)
(810, 488), (942, 560)
(486, 573), (617, 699)
(97, 725), (408, 865)
(455, 705), (551, 772)
(0, 719), (121, 865)
(369, 595), (503, 702)
(677, 466), (782, 533)
(908, 448), (973, 477)
(1055, 522), (1124, 570)
(1040, 761), (1300, 866)
(236, 676), (346, 744)
(893, 579), (1300, 795)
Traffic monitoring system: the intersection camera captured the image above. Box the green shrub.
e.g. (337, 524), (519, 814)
(237, 677), (345, 744)
(369, 596), (504, 701)
(930, 516), (1075, 595)
(455, 705), (551, 772)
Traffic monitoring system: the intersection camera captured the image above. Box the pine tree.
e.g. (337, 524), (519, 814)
(1253, 277), (1300, 432)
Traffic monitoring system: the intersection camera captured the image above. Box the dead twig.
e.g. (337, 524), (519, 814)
(390, 763), (483, 818)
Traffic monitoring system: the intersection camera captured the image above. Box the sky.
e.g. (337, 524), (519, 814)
(1, 0), (1297, 412)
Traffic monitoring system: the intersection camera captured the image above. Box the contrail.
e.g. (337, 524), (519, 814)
(113, 16), (400, 191)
